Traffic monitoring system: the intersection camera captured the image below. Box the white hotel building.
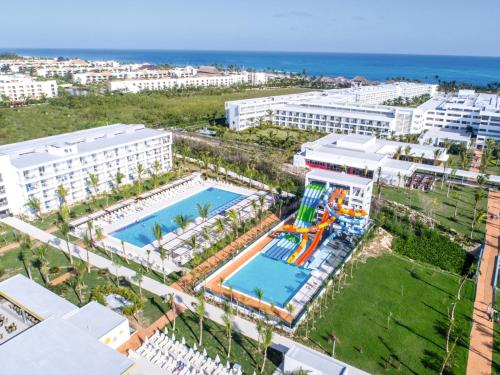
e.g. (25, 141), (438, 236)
(0, 124), (172, 215)
(225, 82), (437, 136)
(109, 71), (268, 93)
(416, 89), (500, 148)
(0, 74), (58, 102)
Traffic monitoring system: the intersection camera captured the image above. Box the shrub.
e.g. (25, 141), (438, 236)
(376, 208), (474, 275)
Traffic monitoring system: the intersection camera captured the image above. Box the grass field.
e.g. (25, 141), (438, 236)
(168, 310), (282, 375)
(296, 254), (474, 374)
(0, 88), (310, 145)
(380, 183), (488, 241)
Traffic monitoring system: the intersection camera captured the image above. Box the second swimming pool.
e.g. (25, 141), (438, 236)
(224, 253), (311, 308)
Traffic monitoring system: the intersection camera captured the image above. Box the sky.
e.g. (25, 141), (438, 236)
(1, 0), (499, 56)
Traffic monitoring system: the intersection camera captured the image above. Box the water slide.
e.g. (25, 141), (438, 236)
(294, 189), (345, 266)
(286, 189), (341, 263)
(264, 183), (325, 261)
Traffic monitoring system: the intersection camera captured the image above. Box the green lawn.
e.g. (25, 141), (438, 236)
(212, 124), (326, 152)
(296, 254), (474, 374)
(493, 290), (500, 374)
(168, 310), (282, 375)
(0, 88), (310, 145)
(0, 243), (75, 283)
(381, 184), (488, 241)
(0, 223), (21, 247)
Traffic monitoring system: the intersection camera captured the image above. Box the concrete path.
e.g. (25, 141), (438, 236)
(467, 190), (500, 375)
(2, 216), (368, 375)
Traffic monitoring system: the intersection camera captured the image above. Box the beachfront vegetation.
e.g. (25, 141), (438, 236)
(297, 254), (474, 375)
(0, 87), (309, 145)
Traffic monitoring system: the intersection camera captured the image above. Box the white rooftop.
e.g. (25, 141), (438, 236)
(306, 169), (373, 188)
(285, 344), (370, 375)
(0, 317), (134, 375)
(0, 124), (169, 169)
(65, 301), (127, 339)
(0, 274), (77, 319)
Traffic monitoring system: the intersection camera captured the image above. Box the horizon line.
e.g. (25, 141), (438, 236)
(2, 47), (500, 59)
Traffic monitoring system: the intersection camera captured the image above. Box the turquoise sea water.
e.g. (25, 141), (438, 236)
(112, 187), (244, 247)
(4, 48), (500, 85)
(224, 253), (311, 308)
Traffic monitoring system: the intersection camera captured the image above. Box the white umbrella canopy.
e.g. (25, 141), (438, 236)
(202, 348), (207, 356)
(215, 354), (220, 363)
(181, 336), (186, 345)
(193, 343), (197, 351)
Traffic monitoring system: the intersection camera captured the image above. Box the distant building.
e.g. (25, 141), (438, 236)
(108, 72), (265, 93)
(0, 274), (134, 375)
(0, 124), (172, 215)
(294, 133), (449, 186)
(0, 74), (57, 102)
(225, 82), (437, 134)
(416, 89), (500, 148)
(418, 127), (471, 148)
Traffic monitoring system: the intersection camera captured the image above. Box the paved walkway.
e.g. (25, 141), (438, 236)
(2, 216), (368, 374)
(467, 190), (500, 375)
(470, 150), (483, 173)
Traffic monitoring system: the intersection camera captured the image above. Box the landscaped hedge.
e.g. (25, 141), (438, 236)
(376, 208), (474, 275)
(91, 284), (144, 316)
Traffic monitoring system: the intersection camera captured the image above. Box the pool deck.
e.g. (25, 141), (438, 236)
(204, 219), (345, 325)
(90, 179), (258, 271)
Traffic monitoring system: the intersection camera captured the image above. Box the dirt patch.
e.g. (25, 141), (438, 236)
(356, 227), (393, 262)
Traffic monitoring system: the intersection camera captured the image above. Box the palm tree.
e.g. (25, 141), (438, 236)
(222, 302), (235, 358)
(153, 223), (163, 249)
(256, 319), (265, 351)
(260, 325), (273, 373)
(135, 163), (145, 196)
(254, 287), (264, 314)
(59, 222), (74, 265)
(150, 160), (162, 188)
(81, 233), (93, 272)
(471, 209), (487, 239)
(56, 184), (68, 206)
(433, 149), (442, 166)
(132, 269), (144, 298)
(226, 209), (240, 238)
(25, 197), (42, 219)
(111, 254), (122, 286)
(174, 214), (193, 234)
(95, 226), (108, 257)
(18, 236), (33, 280)
(186, 235), (198, 253)
(35, 246), (50, 284)
(394, 146), (402, 160)
(196, 202), (211, 222)
(376, 167), (383, 201)
(476, 174), (488, 189)
(452, 191), (460, 218)
(404, 145), (411, 161)
(286, 303), (295, 329)
(163, 293), (177, 331)
(114, 171), (125, 193)
(192, 291), (206, 346)
(159, 247), (167, 283)
(72, 262), (87, 304)
(213, 217), (226, 236)
(473, 189), (485, 221)
(87, 173), (99, 203)
(86, 219), (94, 244)
(327, 332), (340, 357)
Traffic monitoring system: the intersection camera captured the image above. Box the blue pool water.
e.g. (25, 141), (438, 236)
(224, 253), (311, 308)
(112, 187), (244, 247)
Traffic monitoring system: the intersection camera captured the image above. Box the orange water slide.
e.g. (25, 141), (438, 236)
(287, 189), (341, 263)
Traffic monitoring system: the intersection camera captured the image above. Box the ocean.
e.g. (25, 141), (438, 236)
(3, 48), (500, 85)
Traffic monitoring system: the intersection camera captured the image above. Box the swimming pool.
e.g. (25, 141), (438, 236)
(111, 187), (244, 247)
(224, 253), (311, 308)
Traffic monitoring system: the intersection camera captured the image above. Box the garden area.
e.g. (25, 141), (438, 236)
(380, 182), (488, 242)
(0, 87), (309, 145)
(167, 310), (282, 375)
(296, 254), (475, 374)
